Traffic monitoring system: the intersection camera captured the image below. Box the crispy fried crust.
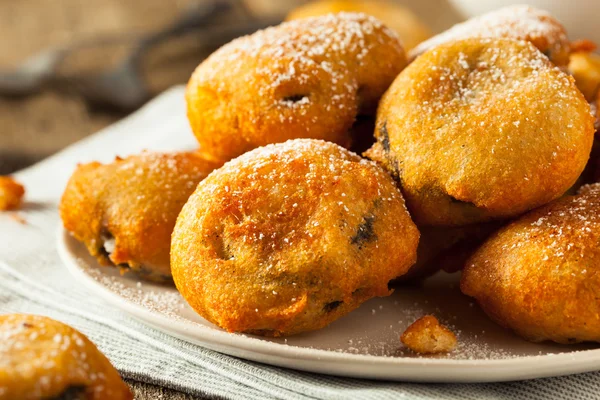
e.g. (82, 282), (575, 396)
(0, 314), (132, 400)
(60, 152), (220, 281)
(461, 183), (600, 344)
(171, 139), (419, 336)
(401, 315), (457, 354)
(0, 176), (25, 210)
(368, 38), (594, 226)
(186, 13), (406, 163)
(569, 52), (600, 102)
(409, 5), (571, 66)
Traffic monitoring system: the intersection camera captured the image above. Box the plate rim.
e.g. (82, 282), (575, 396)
(57, 228), (600, 382)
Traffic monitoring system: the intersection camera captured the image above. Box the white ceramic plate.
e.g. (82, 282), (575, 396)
(58, 229), (600, 383)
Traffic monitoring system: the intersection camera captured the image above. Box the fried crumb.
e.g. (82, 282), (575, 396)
(0, 176), (25, 211)
(401, 315), (457, 354)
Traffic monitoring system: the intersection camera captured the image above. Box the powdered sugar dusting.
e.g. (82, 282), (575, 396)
(381, 36), (593, 212)
(114, 151), (212, 192)
(498, 183), (600, 263)
(84, 261), (519, 360)
(195, 12), (402, 120)
(86, 266), (187, 321)
(410, 5), (569, 62)
(87, 151), (217, 225)
(202, 138), (404, 209)
(415, 38), (563, 115)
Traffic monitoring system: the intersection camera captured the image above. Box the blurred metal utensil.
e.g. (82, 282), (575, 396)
(0, 0), (277, 110)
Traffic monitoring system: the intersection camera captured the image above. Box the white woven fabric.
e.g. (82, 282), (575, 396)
(1, 86), (599, 400)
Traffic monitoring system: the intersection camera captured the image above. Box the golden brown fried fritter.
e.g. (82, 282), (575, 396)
(286, 1), (431, 51)
(569, 51), (600, 136)
(367, 38), (595, 226)
(461, 183), (600, 344)
(0, 176), (25, 211)
(0, 314), (132, 400)
(569, 52), (600, 102)
(60, 152), (220, 282)
(409, 5), (571, 66)
(186, 13), (406, 163)
(171, 139), (419, 336)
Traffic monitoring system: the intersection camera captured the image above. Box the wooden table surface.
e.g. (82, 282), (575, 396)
(0, 0), (459, 398)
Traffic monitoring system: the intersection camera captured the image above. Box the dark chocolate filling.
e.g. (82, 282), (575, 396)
(379, 121), (391, 153)
(52, 385), (86, 400)
(351, 214), (377, 248)
(99, 229), (171, 282)
(282, 94), (308, 103)
(323, 300), (343, 313)
(448, 194), (473, 205)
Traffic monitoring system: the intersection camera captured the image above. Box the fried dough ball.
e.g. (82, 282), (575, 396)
(409, 6), (571, 66)
(0, 176), (25, 210)
(569, 52), (600, 102)
(60, 152), (220, 282)
(286, 1), (431, 51)
(171, 139), (419, 336)
(367, 38), (595, 226)
(462, 184), (600, 344)
(186, 13), (406, 163)
(401, 315), (457, 354)
(0, 314), (132, 400)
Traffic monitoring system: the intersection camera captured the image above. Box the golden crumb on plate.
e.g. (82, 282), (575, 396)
(0, 176), (25, 211)
(401, 315), (457, 354)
